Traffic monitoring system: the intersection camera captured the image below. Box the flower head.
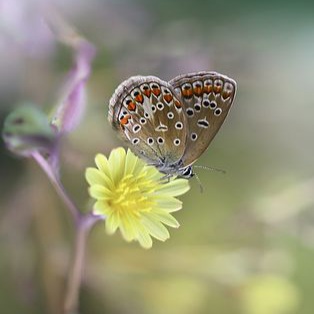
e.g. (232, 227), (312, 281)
(85, 147), (190, 248)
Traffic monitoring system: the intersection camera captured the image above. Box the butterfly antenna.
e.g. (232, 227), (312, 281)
(193, 165), (226, 174)
(193, 172), (204, 193)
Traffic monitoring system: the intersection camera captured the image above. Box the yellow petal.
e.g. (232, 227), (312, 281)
(150, 210), (180, 228)
(144, 165), (163, 181)
(136, 226), (153, 249)
(95, 154), (111, 177)
(124, 149), (138, 175)
(106, 213), (120, 235)
(155, 179), (190, 196)
(108, 147), (126, 184)
(119, 212), (139, 242)
(141, 213), (170, 241)
(89, 185), (113, 199)
(155, 197), (183, 212)
(93, 200), (110, 215)
(85, 168), (114, 189)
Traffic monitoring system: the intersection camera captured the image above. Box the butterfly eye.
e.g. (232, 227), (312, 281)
(181, 167), (193, 178)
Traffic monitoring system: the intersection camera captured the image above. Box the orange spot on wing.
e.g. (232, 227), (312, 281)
(182, 88), (193, 98)
(174, 99), (182, 108)
(126, 100), (136, 111)
(204, 83), (212, 94)
(222, 90), (231, 99)
(134, 94), (144, 103)
(193, 86), (202, 96)
(143, 88), (151, 98)
(181, 84), (193, 99)
(163, 93), (173, 103)
(213, 85), (222, 93)
(120, 114), (131, 125)
(152, 87), (161, 97)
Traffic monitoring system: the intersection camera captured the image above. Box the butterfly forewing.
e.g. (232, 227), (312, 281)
(169, 71), (236, 167)
(108, 76), (187, 167)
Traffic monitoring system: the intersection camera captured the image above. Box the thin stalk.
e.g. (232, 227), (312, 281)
(64, 214), (100, 314)
(32, 151), (103, 313)
(32, 151), (79, 222)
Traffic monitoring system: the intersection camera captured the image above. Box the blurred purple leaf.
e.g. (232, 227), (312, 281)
(50, 39), (96, 134)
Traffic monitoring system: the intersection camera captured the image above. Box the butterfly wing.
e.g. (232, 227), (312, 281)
(169, 71), (236, 167)
(108, 76), (188, 167)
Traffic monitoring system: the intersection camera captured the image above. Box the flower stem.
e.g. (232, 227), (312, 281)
(31, 151), (103, 312)
(64, 214), (99, 314)
(32, 151), (79, 222)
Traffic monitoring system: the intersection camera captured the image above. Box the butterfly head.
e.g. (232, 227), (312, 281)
(157, 159), (194, 179)
(177, 165), (194, 179)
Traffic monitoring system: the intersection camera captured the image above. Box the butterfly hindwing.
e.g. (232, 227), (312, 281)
(169, 71), (236, 167)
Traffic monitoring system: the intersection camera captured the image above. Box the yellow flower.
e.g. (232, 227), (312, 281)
(85, 147), (190, 249)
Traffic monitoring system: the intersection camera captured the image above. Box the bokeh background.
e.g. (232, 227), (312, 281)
(1, 0), (314, 313)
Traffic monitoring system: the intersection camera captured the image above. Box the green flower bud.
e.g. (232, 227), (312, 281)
(2, 103), (56, 156)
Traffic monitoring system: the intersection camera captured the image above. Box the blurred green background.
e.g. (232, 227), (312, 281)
(1, 0), (314, 313)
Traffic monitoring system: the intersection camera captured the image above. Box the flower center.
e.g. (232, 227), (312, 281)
(109, 173), (157, 215)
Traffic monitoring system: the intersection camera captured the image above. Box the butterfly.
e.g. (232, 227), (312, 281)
(108, 71), (237, 178)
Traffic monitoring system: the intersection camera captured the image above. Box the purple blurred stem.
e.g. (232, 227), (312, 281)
(31, 151), (79, 222)
(64, 213), (100, 314)
(31, 151), (103, 313)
